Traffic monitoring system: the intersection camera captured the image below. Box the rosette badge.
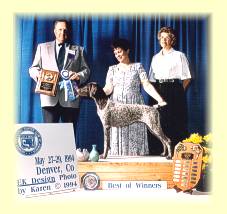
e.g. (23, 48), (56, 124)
(59, 70), (78, 101)
(61, 70), (70, 80)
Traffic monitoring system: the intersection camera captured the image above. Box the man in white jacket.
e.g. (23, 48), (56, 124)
(29, 19), (90, 131)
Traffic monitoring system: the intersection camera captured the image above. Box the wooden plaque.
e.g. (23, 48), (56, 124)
(35, 69), (59, 96)
(172, 142), (203, 192)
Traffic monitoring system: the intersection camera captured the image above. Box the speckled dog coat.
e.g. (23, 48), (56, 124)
(77, 82), (172, 159)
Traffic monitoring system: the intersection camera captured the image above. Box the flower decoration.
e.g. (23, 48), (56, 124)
(182, 133), (212, 172)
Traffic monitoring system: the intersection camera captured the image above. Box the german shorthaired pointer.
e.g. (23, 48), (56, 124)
(77, 82), (172, 159)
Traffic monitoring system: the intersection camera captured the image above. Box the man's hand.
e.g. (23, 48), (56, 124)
(33, 70), (41, 82)
(69, 71), (80, 80)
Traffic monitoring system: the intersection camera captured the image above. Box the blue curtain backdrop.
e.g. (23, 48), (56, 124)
(15, 14), (209, 153)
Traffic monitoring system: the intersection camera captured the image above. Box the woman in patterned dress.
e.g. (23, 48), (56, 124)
(148, 27), (191, 153)
(103, 38), (166, 156)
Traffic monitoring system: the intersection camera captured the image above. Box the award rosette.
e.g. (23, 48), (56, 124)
(35, 69), (59, 96)
(59, 70), (78, 101)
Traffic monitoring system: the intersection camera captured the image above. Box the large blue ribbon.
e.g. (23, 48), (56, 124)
(59, 70), (78, 101)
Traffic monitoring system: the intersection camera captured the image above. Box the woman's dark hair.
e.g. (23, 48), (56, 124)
(111, 38), (130, 51)
(158, 26), (176, 46)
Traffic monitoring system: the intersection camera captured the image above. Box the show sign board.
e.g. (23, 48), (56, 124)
(15, 123), (79, 197)
(102, 181), (167, 190)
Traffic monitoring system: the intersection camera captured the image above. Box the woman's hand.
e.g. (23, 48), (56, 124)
(153, 101), (167, 108)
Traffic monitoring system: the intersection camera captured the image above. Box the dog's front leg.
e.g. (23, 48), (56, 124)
(100, 126), (110, 159)
(160, 143), (167, 157)
(165, 139), (172, 160)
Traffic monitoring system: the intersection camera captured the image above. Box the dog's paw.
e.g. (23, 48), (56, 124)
(160, 152), (166, 157)
(166, 155), (172, 160)
(99, 153), (107, 159)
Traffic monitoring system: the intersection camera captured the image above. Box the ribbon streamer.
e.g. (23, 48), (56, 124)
(59, 70), (78, 101)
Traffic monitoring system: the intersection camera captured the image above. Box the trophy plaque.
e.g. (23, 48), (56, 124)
(35, 69), (59, 96)
(172, 142), (203, 192)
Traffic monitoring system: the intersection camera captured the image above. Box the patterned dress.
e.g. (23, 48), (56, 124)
(105, 62), (149, 156)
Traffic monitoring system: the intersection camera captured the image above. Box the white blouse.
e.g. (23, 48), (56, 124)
(148, 48), (191, 82)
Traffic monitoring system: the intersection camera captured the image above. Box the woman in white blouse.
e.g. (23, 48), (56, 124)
(148, 26), (191, 154)
(103, 38), (166, 156)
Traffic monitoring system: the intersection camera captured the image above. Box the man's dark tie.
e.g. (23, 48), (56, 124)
(57, 44), (65, 71)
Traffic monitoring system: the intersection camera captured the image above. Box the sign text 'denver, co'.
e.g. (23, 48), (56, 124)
(15, 123), (79, 197)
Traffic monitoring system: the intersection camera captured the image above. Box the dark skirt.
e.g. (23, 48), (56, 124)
(148, 81), (189, 155)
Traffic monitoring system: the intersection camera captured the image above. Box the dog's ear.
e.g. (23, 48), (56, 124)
(89, 83), (97, 97)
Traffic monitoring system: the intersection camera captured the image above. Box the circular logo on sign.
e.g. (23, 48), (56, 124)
(81, 172), (100, 190)
(15, 126), (42, 156)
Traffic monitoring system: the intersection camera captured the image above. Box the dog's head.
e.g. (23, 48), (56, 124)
(77, 82), (99, 98)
